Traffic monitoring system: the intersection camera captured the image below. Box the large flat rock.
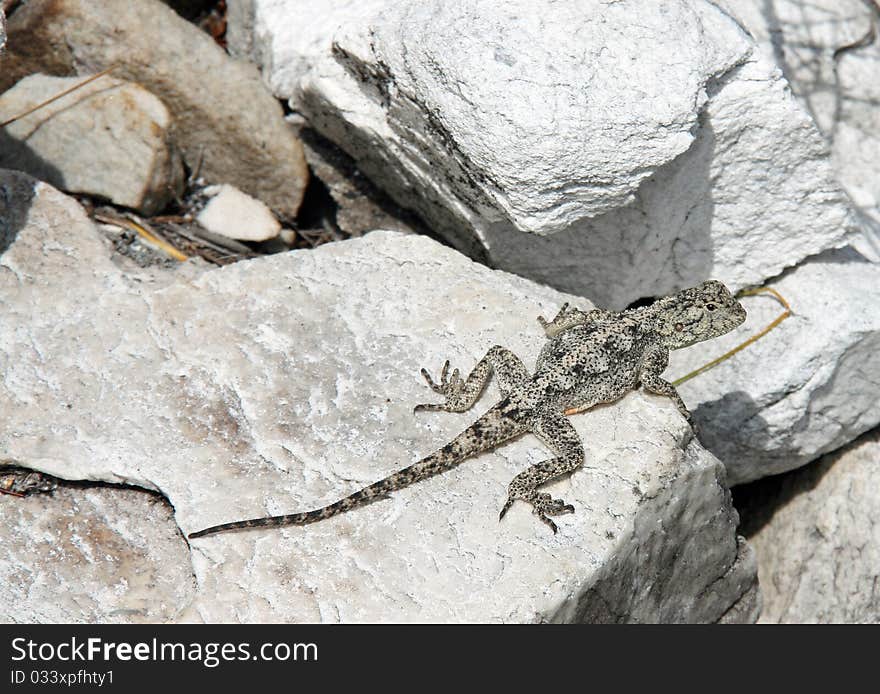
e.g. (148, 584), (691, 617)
(735, 428), (880, 623)
(0, 170), (754, 622)
(231, 0), (855, 307)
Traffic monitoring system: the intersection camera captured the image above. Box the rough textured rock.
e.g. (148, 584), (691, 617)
(0, 170), (755, 623)
(0, 73), (184, 215)
(1, 0), (308, 219)
(231, 0), (856, 308)
(715, 544), (762, 624)
(0, 481), (196, 623)
(713, 0), (880, 260)
(225, 0), (257, 62)
(227, 0), (389, 98)
(668, 247), (880, 485)
(196, 184), (281, 242)
(735, 428), (880, 623)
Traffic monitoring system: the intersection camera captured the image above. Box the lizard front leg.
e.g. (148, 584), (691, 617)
(639, 347), (692, 424)
(414, 345), (530, 413)
(499, 411), (583, 533)
(537, 303), (613, 338)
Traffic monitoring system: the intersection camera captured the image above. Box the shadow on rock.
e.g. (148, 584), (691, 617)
(732, 426), (880, 538)
(692, 389), (779, 483)
(0, 159), (50, 255)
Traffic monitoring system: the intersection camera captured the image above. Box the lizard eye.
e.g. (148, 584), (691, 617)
(675, 323), (684, 332)
(706, 303), (716, 311)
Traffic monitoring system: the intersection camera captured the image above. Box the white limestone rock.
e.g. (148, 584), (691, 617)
(0, 170), (755, 623)
(0, 482), (196, 623)
(228, 0), (389, 100)
(712, 0), (880, 261)
(0, 73), (184, 215)
(736, 429), (880, 623)
(197, 184), (281, 242)
(2, 0), (309, 219)
(231, 0), (856, 308)
(668, 247), (880, 485)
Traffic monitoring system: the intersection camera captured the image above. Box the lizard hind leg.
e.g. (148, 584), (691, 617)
(414, 345), (530, 413)
(498, 412), (584, 533)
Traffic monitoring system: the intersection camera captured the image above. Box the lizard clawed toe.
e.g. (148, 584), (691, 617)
(538, 514), (559, 534)
(537, 302), (569, 330)
(414, 359), (468, 412)
(420, 360), (449, 392)
(499, 491), (575, 532)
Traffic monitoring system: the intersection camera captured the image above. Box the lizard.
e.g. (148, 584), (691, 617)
(188, 279), (746, 539)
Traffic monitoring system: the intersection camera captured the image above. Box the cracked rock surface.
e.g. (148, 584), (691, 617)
(735, 428), (880, 623)
(230, 0), (855, 308)
(0, 170), (754, 622)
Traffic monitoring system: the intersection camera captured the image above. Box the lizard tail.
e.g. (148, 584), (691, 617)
(188, 403), (526, 539)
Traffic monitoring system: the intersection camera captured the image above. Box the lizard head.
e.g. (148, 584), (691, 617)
(655, 280), (747, 349)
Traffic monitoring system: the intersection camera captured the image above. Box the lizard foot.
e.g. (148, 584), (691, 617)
(413, 359), (468, 412)
(499, 491), (575, 534)
(536, 302), (569, 332)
